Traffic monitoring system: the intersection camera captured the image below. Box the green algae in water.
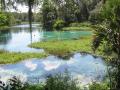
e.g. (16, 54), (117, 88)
(43, 31), (92, 41)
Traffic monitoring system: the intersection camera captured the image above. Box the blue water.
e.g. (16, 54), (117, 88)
(0, 24), (92, 52)
(0, 24), (107, 85)
(0, 53), (107, 85)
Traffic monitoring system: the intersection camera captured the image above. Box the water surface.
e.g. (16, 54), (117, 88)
(0, 53), (107, 85)
(0, 24), (106, 85)
(0, 24), (92, 52)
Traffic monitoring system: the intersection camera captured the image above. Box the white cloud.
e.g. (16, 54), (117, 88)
(25, 61), (37, 71)
(42, 61), (61, 71)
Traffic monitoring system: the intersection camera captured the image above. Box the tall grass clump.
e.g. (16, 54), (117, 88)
(44, 72), (80, 90)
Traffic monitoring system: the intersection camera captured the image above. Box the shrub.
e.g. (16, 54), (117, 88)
(25, 84), (44, 90)
(0, 12), (16, 26)
(0, 76), (44, 90)
(89, 12), (103, 24)
(89, 82), (109, 90)
(69, 22), (92, 27)
(53, 19), (65, 30)
(44, 74), (80, 90)
(16, 19), (22, 24)
(0, 12), (8, 26)
(0, 72), (80, 90)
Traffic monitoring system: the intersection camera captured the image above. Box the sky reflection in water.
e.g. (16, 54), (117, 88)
(0, 53), (107, 85)
(0, 24), (92, 52)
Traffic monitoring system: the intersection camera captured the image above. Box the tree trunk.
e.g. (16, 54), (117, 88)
(28, 0), (33, 44)
(28, 0), (33, 27)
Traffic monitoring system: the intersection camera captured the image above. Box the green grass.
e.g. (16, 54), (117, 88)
(0, 26), (10, 30)
(29, 37), (93, 57)
(62, 26), (93, 31)
(0, 50), (47, 64)
(62, 22), (94, 31)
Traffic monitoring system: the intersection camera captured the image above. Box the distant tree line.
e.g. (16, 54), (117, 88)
(0, 0), (104, 28)
(41, 0), (102, 28)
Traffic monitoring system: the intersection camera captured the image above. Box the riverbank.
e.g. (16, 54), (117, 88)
(0, 22), (38, 31)
(0, 26), (10, 30)
(61, 22), (94, 31)
(0, 50), (47, 64)
(29, 36), (100, 57)
(29, 35), (106, 58)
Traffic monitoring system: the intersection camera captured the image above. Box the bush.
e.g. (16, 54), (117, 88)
(89, 12), (103, 24)
(6, 13), (16, 25)
(0, 76), (44, 90)
(0, 72), (80, 90)
(25, 84), (44, 90)
(16, 19), (22, 24)
(44, 72), (80, 90)
(0, 12), (16, 26)
(0, 12), (8, 26)
(53, 19), (65, 30)
(69, 22), (92, 27)
(89, 82), (109, 90)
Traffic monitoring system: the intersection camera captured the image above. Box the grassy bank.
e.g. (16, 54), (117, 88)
(29, 37), (94, 57)
(62, 26), (93, 31)
(62, 22), (94, 31)
(0, 50), (47, 64)
(0, 26), (10, 30)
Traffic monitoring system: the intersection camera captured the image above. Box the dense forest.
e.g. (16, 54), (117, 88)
(0, 0), (120, 90)
(0, 0), (104, 28)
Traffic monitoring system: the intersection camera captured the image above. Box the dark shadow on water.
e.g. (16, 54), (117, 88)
(0, 29), (12, 44)
(56, 52), (103, 60)
(57, 53), (74, 60)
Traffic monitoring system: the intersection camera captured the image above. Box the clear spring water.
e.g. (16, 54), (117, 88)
(0, 24), (92, 52)
(0, 24), (107, 85)
(0, 53), (107, 85)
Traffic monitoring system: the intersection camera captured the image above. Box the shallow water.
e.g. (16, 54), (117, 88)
(0, 24), (107, 85)
(0, 53), (107, 85)
(0, 24), (92, 52)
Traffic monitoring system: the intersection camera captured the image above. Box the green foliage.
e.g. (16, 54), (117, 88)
(0, 12), (16, 28)
(0, 72), (81, 90)
(0, 73), (110, 90)
(25, 84), (44, 90)
(42, 0), (57, 28)
(92, 0), (120, 89)
(44, 72), (80, 90)
(41, 0), (102, 29)
(69, 22), (91, 27)
(6, 12), (16, 25)
(0, 50), (47, 64)
(7, 76), (26, 90)
(0, 76), (26, 90)
(62, 27), (92, 31)
(16, 19), (22, 24)
(30, 37), (92, 57)
(53, 19), (65, 30)
(89, 12), (103, 24)
(89, 82), (109, 90)
(62, 22), (93, 31)
(0, 76), (44, 90)
(92, 0), (120, 57)
(0, 12), (8, 26)
(101, 0), (120, 21)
